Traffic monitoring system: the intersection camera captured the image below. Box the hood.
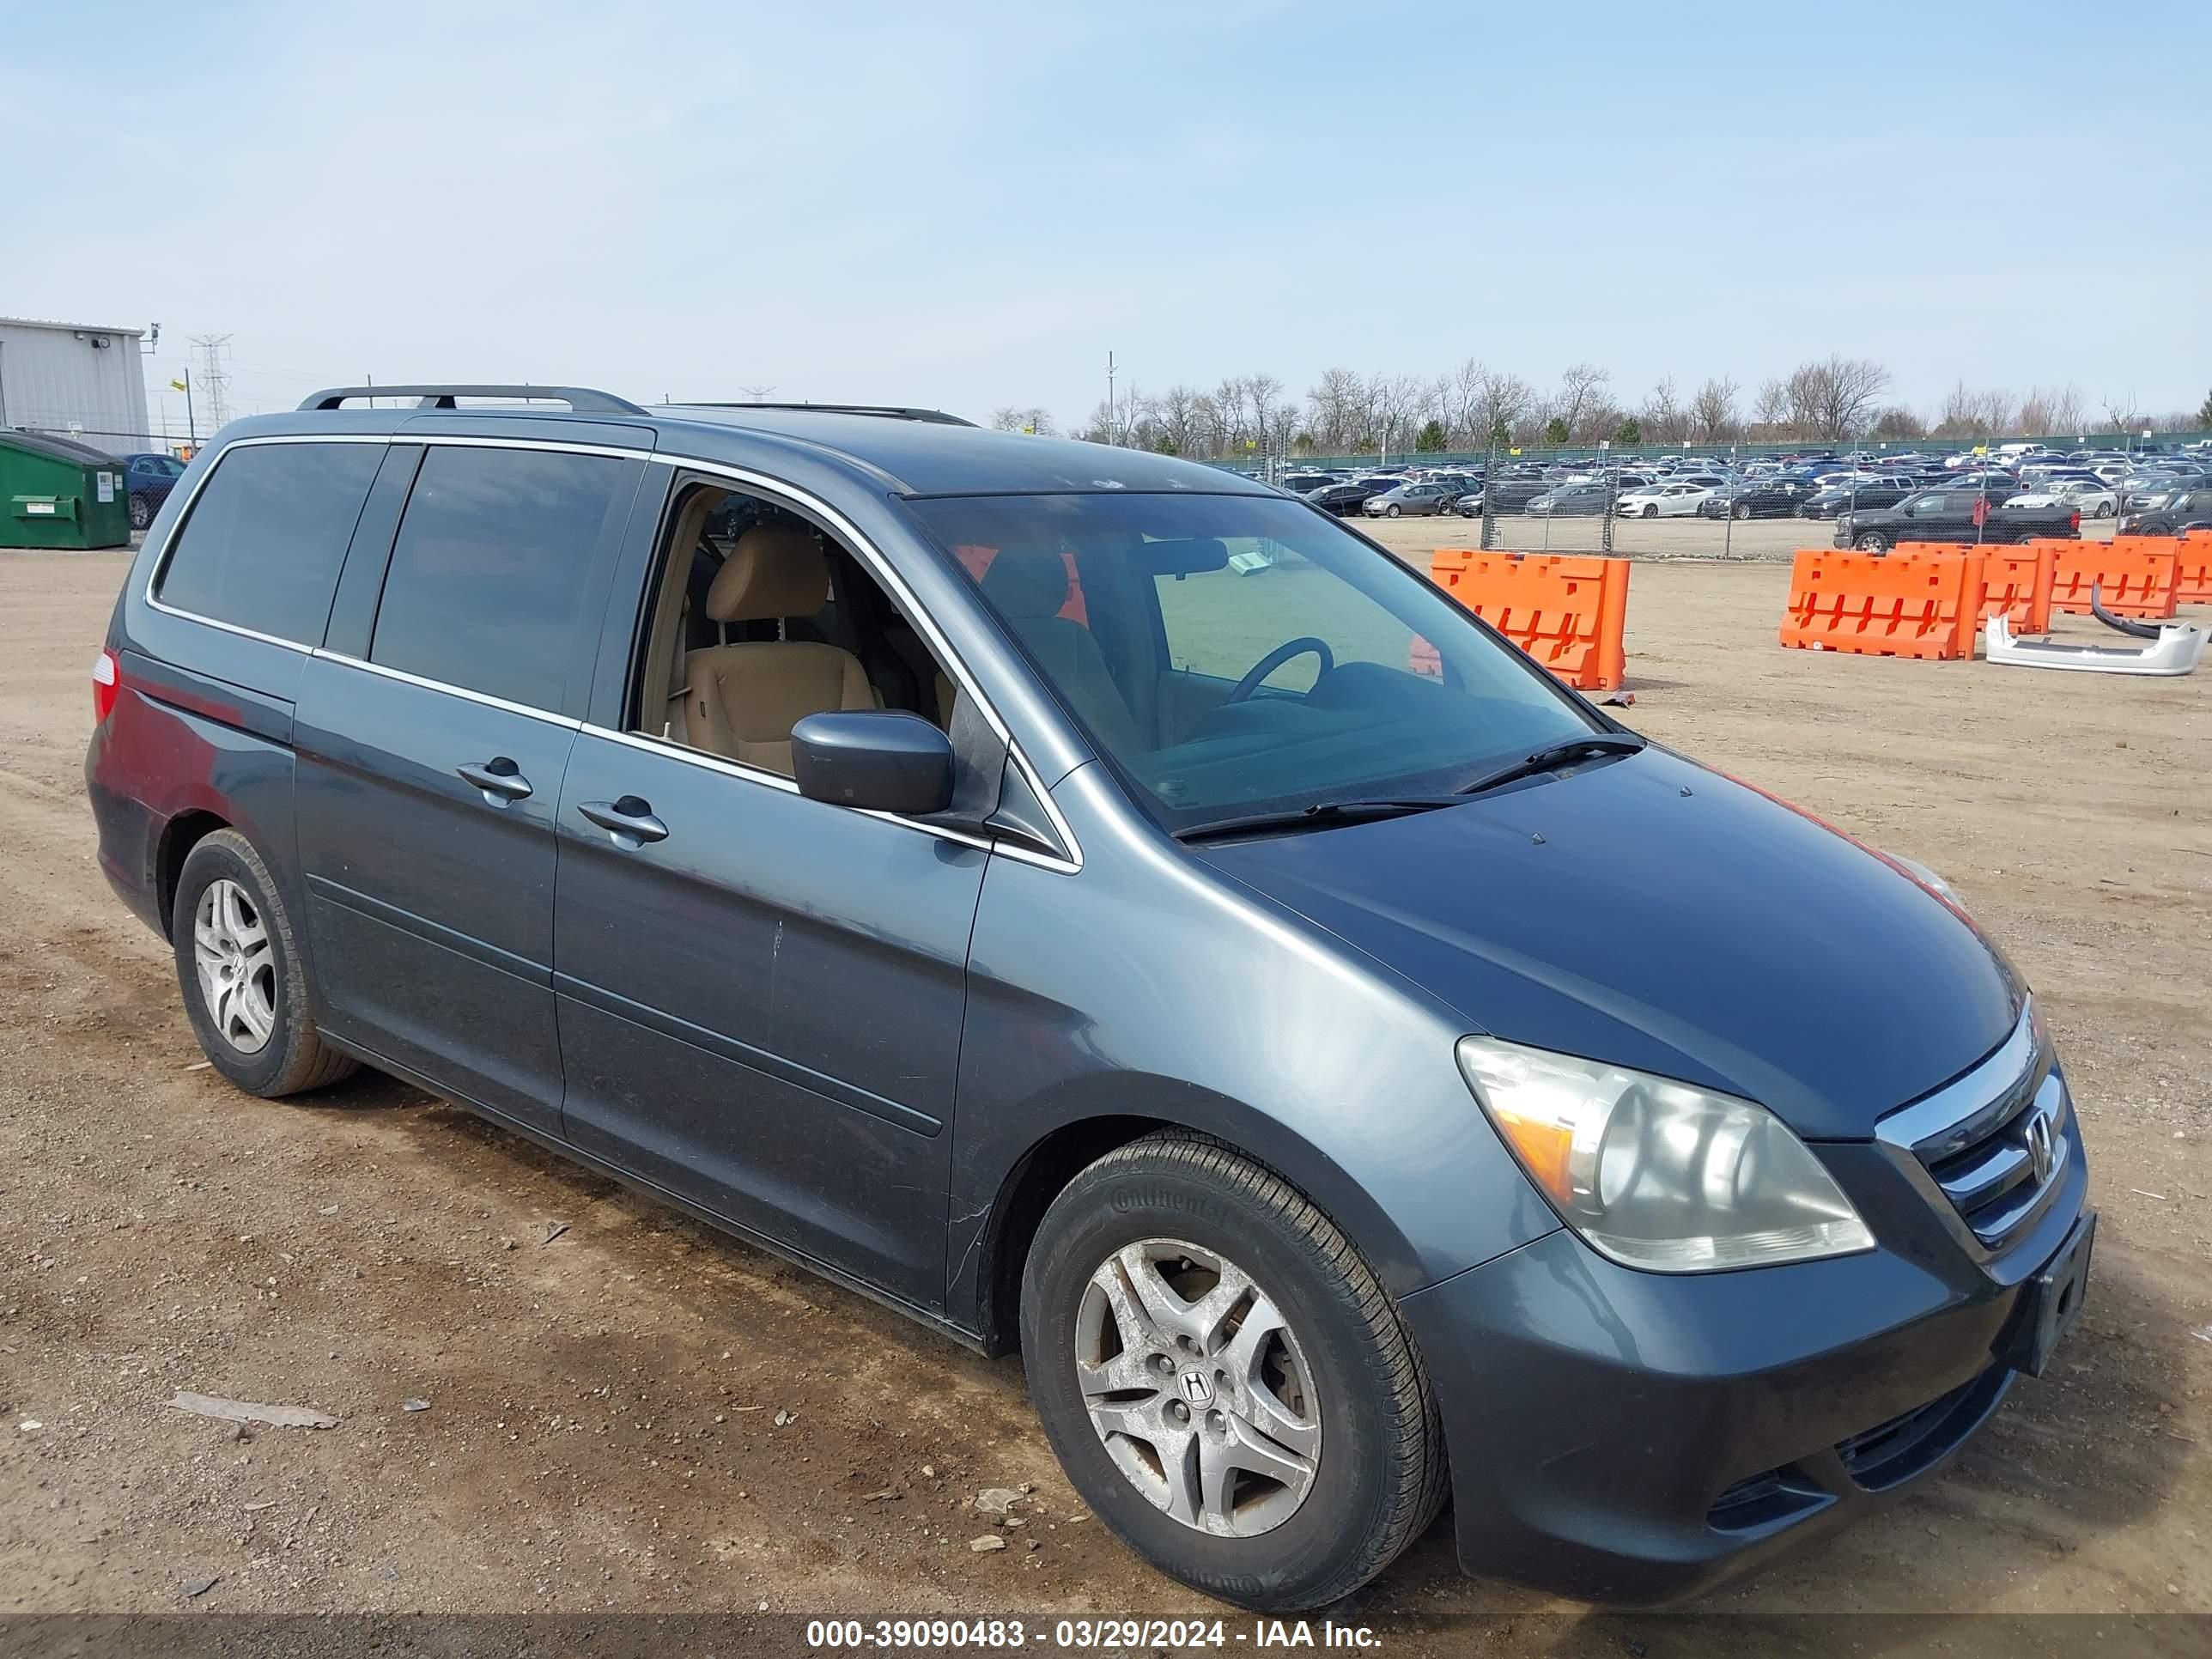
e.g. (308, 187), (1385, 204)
(1198, 747), (2021, 1139)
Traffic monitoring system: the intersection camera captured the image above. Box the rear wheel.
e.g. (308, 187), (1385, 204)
(1022, 1133), (1444, 1611)
(173, 830), (356, 1097)
(2095, 501), (2115, 518)
(129, 494), (153, 532)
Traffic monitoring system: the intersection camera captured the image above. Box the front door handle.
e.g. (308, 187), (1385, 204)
(577, 796), (670, 848)
(457, 757), (532, 804)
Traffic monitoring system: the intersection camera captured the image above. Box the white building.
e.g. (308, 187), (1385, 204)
(0, 317), (152, 451)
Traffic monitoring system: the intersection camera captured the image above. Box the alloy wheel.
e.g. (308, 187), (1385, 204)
(1074, 1238), (1322, 1539)
(193, 878), (277, 1054)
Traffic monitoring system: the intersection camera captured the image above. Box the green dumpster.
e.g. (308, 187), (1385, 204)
(0, 428), (134, 550)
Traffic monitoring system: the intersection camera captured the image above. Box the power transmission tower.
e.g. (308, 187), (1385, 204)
(737, 385), (776, 404)
(189, 335), (234, 430)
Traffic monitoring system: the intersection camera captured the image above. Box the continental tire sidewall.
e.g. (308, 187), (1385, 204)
(1022, 1151), (1426, 1609)
(172, 831), (325, 1097)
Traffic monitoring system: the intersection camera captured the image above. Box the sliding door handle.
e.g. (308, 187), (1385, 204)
(457, 757), (532, 803)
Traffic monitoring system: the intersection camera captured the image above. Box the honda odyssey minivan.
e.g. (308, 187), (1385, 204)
(87, 386), (2094, 1610)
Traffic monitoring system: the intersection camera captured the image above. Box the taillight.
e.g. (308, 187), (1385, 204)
(91, 648), (119, 725)
(2070, 511), (2081, 531)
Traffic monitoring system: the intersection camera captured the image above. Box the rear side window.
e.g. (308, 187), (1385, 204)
(368, 446), (628, 711)
(155, 441), (383, 644)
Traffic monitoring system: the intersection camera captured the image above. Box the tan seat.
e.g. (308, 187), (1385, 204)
(979, 550), (1142, 754)
(679, 523), (876, 774)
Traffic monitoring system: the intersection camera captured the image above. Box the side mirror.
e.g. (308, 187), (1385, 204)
(790, 710), (954, 817)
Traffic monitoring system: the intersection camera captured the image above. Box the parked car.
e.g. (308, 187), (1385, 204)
(1308, 479), (1389, 516)
(1834, 489), (2081, 550)
(1798, 479), (1915, 519)
(1525, 481), (1613, 517)
(1363, 481), (1458, 518)
(2002, 481), (2117, 519)
(89, 384), (2096, 1613)
(1699, 477), (1822, 519)
(1474, 477), (1553, 515)
(2120, 472), (2209, 514)
(1615, 482), (1716, 519)
(1279, 471), (1337, 495)
(2119, 485), (2212, 536)
(120, 451), (187, 532)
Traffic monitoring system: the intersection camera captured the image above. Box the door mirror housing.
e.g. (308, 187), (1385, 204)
(790, 711), (955, 817)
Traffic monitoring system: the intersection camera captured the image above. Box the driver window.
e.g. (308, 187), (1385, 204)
(634, 482), (962, 777)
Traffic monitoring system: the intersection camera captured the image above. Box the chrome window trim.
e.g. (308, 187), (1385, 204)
(141, 433), (392, 636)
(313, 648), (585, 730)
(136, 430), (1084, 871)
(577, 721), (1082, 872)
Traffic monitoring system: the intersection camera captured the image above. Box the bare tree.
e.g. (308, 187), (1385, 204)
(1306, 369), (1364, 453)
(1471, 368), (1534, 447)
(1869, 405), (1927, 440)
(1639, 377), (1686, 445)
(1935, 382), (2013, 439)
(1153, 384), (1200, 457)
(1752, 377), (1792, 434)
(1553, 363), (1612, 441)
(1689, 376), (1738, 443)
(2100, 392), (2146, 434)
(1784, 356), (1891, 440)
(990, 405), (1057, 436)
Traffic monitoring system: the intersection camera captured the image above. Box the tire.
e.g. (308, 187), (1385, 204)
(2096, 501), (2115, 519)
(172, 829), (357, 1097)
(1642, 503), (1657, 518)
(1385, 503), (1401, 518)
(1854, 531), (1890, 551)
(129, 494), (152, 532)
(1021, 1133), (1444, 1612)
(1732, 501), (1752, 520)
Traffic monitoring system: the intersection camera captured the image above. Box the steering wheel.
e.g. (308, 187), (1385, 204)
(1226, 636), (1334, 703)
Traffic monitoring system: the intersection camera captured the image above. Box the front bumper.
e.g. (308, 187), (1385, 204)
(1399, 1075), (2090, 1605)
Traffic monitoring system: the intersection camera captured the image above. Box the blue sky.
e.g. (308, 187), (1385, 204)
(7, 1), (2205, 435)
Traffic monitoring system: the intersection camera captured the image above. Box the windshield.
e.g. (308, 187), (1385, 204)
(902, 492), (1599, 831)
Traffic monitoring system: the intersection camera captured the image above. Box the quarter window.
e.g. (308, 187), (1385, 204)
(369, 446), (629, 711)
(155, 441), (383, 645)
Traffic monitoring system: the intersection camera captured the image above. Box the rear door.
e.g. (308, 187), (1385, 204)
(294, 441), (643, 1134)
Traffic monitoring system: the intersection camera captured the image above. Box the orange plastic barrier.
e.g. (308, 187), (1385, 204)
(2051, 538), (2179, 619)
(2175, 530), (2212, 605)
(1973, 544), (2055, 634)
(1421, 550), (1629, 690)
(952, 544), (1088, 625)
(1778, 549), (1979, 659)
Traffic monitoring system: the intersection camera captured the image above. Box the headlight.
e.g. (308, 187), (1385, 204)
(1456, 1037), (1874, 1272)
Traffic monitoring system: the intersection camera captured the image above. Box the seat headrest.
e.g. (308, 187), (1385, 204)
(704, 523), (831, 623)
(978, 549), (1071, 620)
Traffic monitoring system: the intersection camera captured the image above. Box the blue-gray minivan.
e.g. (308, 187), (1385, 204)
(86, 386), (2094, 1610)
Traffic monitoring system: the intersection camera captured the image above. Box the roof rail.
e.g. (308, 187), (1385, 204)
(678, 401), (975, 428)
(299, 385), (646, 415)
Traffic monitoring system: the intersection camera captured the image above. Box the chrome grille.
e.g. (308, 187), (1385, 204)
(1879, 1000), (2069, 1249)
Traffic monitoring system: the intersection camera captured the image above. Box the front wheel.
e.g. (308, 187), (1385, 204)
(130, 494), (153, 532)
(1854, 531), (1891, 551)
(1732, 501), (1752, 520)
(1385, 503), (1401, 518)
(173, 830), (357, 1097)
(1642, 503), (1658, 518)
(1022, 1133), (1444, 1611)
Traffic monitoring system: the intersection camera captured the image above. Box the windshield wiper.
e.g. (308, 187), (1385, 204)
(1455, 734), (1646, 799)
(1172, 797), (1461, 844)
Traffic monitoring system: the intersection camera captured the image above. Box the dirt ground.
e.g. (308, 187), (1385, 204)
(1, 544), (2206, 1654)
